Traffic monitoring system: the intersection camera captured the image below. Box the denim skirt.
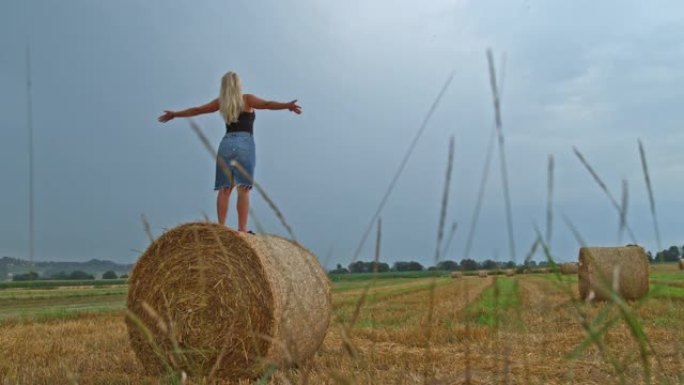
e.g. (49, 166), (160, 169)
(214, 132), (256, 190)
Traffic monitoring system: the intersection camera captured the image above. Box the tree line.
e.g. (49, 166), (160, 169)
(650, 245), (684, 263)
(330, 244), (684, 274)
(12, 270), (127, 281)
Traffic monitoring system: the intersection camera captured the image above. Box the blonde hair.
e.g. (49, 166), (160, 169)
(218, 72), (244, 124)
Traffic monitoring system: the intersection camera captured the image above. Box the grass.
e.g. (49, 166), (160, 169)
(465, 276), (520, 326)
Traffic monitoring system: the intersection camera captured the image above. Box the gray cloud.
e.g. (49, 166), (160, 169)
(1, 0), (682, 268)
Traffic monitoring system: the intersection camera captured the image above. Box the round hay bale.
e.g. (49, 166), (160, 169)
(560, 262), (579, 275)
(679, 259), (684, 270)
(578, 246), (649, 301)
(478, 270), (488, 278)
(504, 269), (515, 277)
(450, 271), (463, 279)
(126, 223), (331, 380)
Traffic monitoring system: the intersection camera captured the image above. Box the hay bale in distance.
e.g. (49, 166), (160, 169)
(478, 270), (488, 278)
(578, 246), (649, 301)
(451, 271), (463, 279)
(504, 269), (515, 277)
(126, 223), (331, 380)
(560, 262), (579, 275)
(679, 259), (684, 270)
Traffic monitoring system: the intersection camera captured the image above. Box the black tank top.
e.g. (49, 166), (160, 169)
(226, 111), (255, 134)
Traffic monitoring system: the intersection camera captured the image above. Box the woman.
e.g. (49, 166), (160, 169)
(158, 71), (301, 232)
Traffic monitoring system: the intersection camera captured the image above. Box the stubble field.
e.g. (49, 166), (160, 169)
(1, 264), (684, 385)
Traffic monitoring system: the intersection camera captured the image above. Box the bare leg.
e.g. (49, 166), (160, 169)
(236, 186), (251, 231)
(217, 187), (232, 225)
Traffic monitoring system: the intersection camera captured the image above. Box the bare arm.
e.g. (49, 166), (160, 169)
(158, 98), (220, 123)
(245, 94), (302, 114)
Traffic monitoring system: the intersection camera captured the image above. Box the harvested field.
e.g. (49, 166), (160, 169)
(1, 266), (684, 384)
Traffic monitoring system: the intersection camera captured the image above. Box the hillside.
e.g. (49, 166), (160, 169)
(0, 256), (133, 280)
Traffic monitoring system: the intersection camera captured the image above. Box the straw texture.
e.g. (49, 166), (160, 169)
(578, 246), (649, 301)
(126, 223), (331, 379)
(560, 262), (579, 275)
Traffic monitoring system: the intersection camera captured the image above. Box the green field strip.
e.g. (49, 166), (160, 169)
(332, 277), (436, 293)
(333, 278), (451, 308)
(649, 284), (684, 299)
(464, 277), (520, 326)
(0, 294), (127, 319)
(0, 279), (128, 290)
(333, 278), (461, 328)
(0, 287), (127, 300)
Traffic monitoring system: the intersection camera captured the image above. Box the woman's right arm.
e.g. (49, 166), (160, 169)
(158, 98), (219, 123)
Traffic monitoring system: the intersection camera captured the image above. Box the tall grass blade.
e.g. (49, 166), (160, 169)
(141, 214), (154, 243)
(463, 128), (495, 260)
(424, 137), (456, 381)
(348, 218), (382, 330)
(434, 136), (455, 263)
(572, 146), (637, 243)
(618, 179), (628, 243)
(487, 48), (516, 261)
(638, 139), (662, 251)
(463, 56), (507, 260)
(546, 155), (554, 249)
(561, 212), (587, 247)
(351, 71), (455, 262)
(522, 237), (540, 266)
(441, 221), (458, 258)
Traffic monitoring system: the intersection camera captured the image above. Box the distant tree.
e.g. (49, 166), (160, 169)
(373, 262), (390, 273)
(13, 271), (40, 281)
(460, 258), (479, 271)
(481, 260), (498, 270)
(504, 261), (516, 269)
(655, 246), (680, 263)
(655, 251), (664, 262)
(329, 264), (349, 274)
(50, 271), (69, 280)
(102, 271), (118, 279)
(347, 261), (390, 273)
(527, 260), (538, 267)
(392, 261), (424, 272)
(69, 270), (95, 280)
(669, 246), (681, 259)
(348, 261), (366, 273)
(436, 260), (459, 271)
(120, 274), (129, 279)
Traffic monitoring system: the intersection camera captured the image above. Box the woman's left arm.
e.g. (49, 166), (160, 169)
(245, 94), (302, 114)
(158, 98), (220, 123)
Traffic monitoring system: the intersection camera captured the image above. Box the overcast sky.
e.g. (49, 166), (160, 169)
(1, 0), (683, 268)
